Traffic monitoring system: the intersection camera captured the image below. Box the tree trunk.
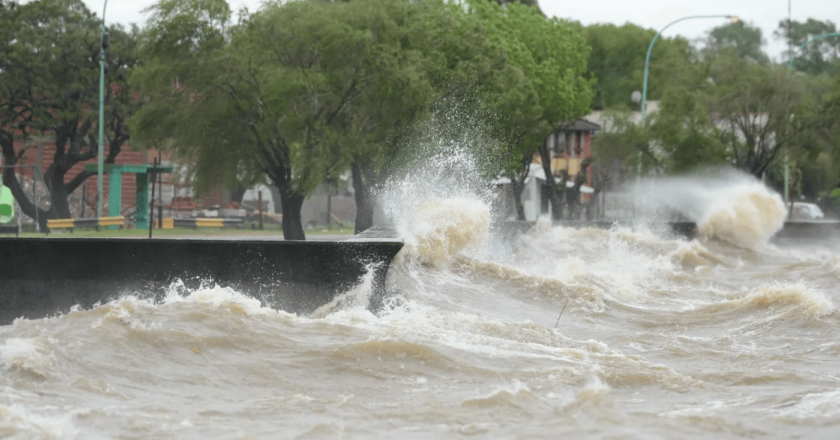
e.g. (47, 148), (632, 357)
(1, 132), (49, 230)
(510, 178), (527, 221)
(46, 165), (72, 219)
(259, 141), (305, 240)
(230, 185), (247, 204)
(279, 189), (306, 240)
(352, 161), (375, 234)
(568, 185), (582, 221)
(585, 188), (601, 221)
(538, 141), (563, 220)
(2, 165), (49, 231)
(509, 152), (531, 221)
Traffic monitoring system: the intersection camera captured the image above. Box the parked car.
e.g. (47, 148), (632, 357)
(788, 202), (825, 221)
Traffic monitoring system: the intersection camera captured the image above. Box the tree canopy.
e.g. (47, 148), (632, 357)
(707, 20), (769, 65)
(1, 0), (139, 228)
(776, 19), (839, 76)
(581, 23), (692, 110)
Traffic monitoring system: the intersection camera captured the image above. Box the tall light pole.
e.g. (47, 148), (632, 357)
(637, 15), (739, 180)
(783, 32), (840, 203)
(97, 0), (109, 218)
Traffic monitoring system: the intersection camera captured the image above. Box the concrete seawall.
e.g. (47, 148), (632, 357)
(0, 238), (403, 325)
(491, 220), (840, 244)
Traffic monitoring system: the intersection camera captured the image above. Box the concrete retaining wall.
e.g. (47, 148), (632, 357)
(0, 238), (403, 325)
(491, 220), (840, 245)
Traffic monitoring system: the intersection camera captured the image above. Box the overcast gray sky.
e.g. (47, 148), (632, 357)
(83, 0), (838, 62)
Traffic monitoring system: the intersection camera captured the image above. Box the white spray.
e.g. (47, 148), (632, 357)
(639, 168), (787, 250)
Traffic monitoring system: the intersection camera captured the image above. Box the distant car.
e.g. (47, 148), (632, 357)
(788, 202), (825, 221)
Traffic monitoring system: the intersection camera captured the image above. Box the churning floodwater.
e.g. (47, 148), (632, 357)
(4, 158), (840, 438)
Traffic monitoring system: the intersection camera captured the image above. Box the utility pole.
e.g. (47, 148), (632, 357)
(97, 1), (109, 218)
(785, 0), (792, 203)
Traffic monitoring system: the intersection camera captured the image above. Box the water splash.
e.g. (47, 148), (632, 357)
(403, 197), (490, 266)
(696, 183), (786, 250)
(640, 168), (786, 249)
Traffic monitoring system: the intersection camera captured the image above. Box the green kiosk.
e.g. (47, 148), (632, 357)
(0, 178), (13, 224)
(84, 163), (173, 229)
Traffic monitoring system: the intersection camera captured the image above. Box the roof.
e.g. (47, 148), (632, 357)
(557, 119), (600, 132)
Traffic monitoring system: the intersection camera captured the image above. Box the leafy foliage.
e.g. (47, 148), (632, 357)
(1, 0), (139, 227)
(582, 23), (693, 110)
(707, 20), (769, 65)
(776, 19), (839, 76)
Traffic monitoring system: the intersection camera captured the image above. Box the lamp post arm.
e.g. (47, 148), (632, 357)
(641, 15), (734, 124)
(636, 14), (734, 182)
(787, 32), (840, 72)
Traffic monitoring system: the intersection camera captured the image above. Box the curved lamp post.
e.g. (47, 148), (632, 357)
(637, 15), (739, 180)
(786, 32), (840, 72)
(97, 0), (109, 218)
(782, 32), (840, 203)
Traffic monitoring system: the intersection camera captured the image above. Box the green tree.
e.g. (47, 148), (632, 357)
(0, 0), (139, 228)
(706, 50), (827, 177)
(132, 0), (442, 238)
(706, 20), (769, 64)
(582, 23), (693, 110)
(595, 49), (830, 180)
(469, 0), (594, 219)
(335, 0), (551, 230)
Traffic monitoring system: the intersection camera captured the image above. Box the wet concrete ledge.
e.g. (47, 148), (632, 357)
(0, 237), (403, 325)
(492, 220), (840, 241)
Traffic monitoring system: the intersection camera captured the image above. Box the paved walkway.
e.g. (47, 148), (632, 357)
(147, 233), (354, 241)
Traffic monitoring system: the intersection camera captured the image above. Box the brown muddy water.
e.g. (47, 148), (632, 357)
(2, 185), (840, 439)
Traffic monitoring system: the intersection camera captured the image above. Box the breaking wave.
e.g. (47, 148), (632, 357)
(402, 197), (490, 266)
(697, 182), (786, 250)
(643, 170), (787, 250)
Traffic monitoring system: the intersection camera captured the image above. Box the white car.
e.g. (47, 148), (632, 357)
(788, 202), (825, 221)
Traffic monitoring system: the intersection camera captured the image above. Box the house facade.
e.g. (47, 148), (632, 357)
(496, 120), (600, 221)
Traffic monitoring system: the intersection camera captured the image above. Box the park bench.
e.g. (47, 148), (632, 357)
(171, 217), (244, 229)
(46, 216), (125, 233)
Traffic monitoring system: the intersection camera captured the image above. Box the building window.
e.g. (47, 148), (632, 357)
(554, 132), (565, 156)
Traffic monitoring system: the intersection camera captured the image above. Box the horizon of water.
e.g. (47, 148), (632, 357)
(3, 137), (840, 438)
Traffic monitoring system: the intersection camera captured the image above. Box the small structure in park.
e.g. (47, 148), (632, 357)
(0, 180), (14, 224)
(84, 163), (173, 229)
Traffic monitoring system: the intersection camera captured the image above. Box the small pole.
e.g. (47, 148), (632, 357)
(554, 302), (568, 329)
(258, 190), (264, 230)
(157, 151), (163, 229)
(34, 167), (39, 232)
(80, 179), (87, 218)
(149, 158), (157, 239)
(97, 0), (109, 218)
(788, 159), (797, 218)
(16, 199), (21, 237)
(326, 181), (332, 229)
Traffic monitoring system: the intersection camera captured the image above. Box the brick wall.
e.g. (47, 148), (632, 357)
(11, 140), (144, 216)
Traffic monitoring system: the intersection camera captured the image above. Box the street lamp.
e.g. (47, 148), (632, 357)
(97, 0), (109, 218)
(637, 15), (739, 180)
(787, 32), (840, 72)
